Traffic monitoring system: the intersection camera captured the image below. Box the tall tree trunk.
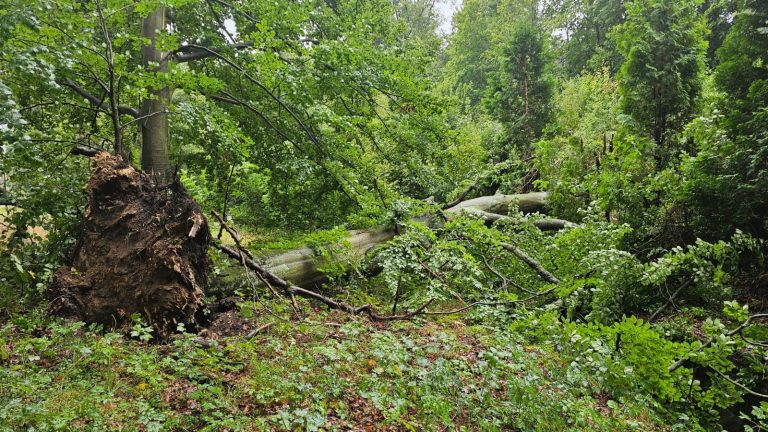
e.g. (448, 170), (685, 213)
(140, 7), (172, 182)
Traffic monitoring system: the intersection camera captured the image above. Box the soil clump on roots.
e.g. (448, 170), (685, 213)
(48, 153), (211, 337)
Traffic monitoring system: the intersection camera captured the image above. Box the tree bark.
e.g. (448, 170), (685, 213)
(140, 7), (172, 182)
(214, 192), (558, 290)
(445, 191), (549, 215)
(257, 227), (397, 287)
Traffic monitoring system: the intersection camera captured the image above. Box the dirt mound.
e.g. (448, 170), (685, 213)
(48, 153), (211, 337)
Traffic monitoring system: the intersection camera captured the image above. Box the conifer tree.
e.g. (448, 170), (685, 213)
(615, 0), (707, 165)
(484, 20), (553, 169)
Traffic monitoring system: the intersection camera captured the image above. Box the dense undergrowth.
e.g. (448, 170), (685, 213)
(1, 307), (673, 431)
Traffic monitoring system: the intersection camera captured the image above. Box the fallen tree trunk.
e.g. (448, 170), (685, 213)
(216, 216), (564, 320)
(445, 207), (575, 230)
(217, 243), (435, 321)
(214, 192), (559, 290)
(445, 191), (549, 215)
(260, 227), (396, 287)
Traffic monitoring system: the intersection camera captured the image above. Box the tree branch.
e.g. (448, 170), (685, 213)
(181, 44), (323, 151)
(59, 78), (139, 118)
(500, 242), (561, 284)
(420, 288), (557, 316)
(216, 242), (434, 321)
(446, 207), (574, 231)
(669, 313), (768, 373)
(94, 0), (122, 154)
(709, 366), (768, 399)
(649, 279), (691, 322)
(443, 175), (483, 209)
(171, 42), (254, 63)
(70, 146), (101, 157)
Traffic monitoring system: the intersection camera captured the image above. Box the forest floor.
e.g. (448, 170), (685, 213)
(0, 303), (672, 431)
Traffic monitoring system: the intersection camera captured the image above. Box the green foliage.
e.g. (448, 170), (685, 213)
(484, 19), (554, 161)
(574, 230), (760, 323)
(675, 0), (768, 239)
(304, 228), (354, 279)
(440, 0), (500, 109)
(375, 220), (489, 308)
(614, 0), (708, 155)
(702, 0), (740, 67)
(679, 109), (768, 239)
(129, 314), (155, 342)
(742, 402), (768, 432)
(563, 316), (687, 401)
(714, 0), (768, 138)
(0, 312), (672, 431)
(548, 0), (626, 75)
(535, 68), (621, 219)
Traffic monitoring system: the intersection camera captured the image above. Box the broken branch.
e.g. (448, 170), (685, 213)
(216, 242), (435, 321)
(669, 313), (768, 373)
(500, 242), (561, 284)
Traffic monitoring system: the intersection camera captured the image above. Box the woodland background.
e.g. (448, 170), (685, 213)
(1, 0), (768, 430)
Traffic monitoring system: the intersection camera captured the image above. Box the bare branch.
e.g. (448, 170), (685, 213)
(216, 242), (434, 321)
(420, 288), (557, 316)
(120, 109), (169, 129)
(70, 146), (101, 157)
(95, 0), (123, 154)
(709, 366), (768, 399)
(649, 279), (691, 322)
(444, 175), (483, 209)
(245, 322), (274, 340)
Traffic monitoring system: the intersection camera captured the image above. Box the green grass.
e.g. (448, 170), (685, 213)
(0, 308), (671, 431)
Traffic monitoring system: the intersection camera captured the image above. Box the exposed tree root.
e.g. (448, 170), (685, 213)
(47, 153), (211, 337)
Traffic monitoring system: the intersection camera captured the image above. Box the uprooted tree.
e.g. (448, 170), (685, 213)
(50, 145), (564, 331)
(0, 0), (569, 330)
(47, 153), (211, 336)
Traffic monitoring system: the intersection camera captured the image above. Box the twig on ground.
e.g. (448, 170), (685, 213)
(245, 322), (274, 340)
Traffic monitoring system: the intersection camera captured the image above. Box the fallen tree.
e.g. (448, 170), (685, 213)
(215, 214), (563, 321)
(220, 190), (566, 289)
(48, 150), (568, 331)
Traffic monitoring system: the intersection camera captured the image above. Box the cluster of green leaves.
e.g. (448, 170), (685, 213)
(374, 219), (492, 309)
(513, 299), (768, 430)
(614, 0), (707, 152)
(0, 0), (477, 238)
(0, 309), (671, 431)
(679, 0), (768, 239)
(534, 68), (622, 220)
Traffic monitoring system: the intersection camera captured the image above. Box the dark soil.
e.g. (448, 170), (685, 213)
(47, 153), (211, 337)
